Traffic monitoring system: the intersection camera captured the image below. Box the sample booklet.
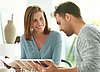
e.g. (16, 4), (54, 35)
(0, 56), (52, 71)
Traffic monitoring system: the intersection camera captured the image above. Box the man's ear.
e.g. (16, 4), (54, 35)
(65, 13), (71, 21)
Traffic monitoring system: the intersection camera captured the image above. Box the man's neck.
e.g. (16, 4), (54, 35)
(72, 18), (85, 35)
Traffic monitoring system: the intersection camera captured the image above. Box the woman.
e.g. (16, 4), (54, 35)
(20, 5), (62, 66)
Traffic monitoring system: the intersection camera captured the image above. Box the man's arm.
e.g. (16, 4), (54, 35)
(76, 26), (100, 72)
(58, 66), (78, 72)
(33, 60), (78, 72)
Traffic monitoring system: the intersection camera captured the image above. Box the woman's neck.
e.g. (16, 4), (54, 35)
(32, 32), (46, 39)
(32, 32), (48, 49)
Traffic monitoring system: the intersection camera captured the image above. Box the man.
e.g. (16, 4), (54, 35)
(34, 1), (100, 72)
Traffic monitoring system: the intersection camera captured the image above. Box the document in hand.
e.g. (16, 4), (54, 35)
(0, 56), (18, 69)
(0, 56), (52, 70)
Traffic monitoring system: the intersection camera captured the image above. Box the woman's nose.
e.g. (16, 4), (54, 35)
(37, 20), (42, 25)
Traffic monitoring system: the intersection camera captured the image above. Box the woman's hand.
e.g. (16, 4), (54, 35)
(3, 56), (11, 69)
(3, 56), (21, 72)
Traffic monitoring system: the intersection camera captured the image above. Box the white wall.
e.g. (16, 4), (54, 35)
(0, 0), (27, 44)
(0, 44), (21, 59)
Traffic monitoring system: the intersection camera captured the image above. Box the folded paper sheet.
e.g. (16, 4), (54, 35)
(0, 56), (52, 71)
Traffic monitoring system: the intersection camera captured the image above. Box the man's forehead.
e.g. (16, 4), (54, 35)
(55, 14), (62, 20)
(55, 13), (60, 17)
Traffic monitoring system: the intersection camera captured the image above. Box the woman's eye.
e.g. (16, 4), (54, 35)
(33, 19), (37, 22)
(40, 17), (43, 21)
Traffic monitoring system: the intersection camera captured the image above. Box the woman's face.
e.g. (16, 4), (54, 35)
(31, 11), (46, 33)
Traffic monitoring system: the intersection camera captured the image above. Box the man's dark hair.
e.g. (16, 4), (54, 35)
(54, 1), (81, 18)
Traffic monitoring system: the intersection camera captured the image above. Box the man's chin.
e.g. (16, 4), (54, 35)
(61, 30), (70, 36)
(66, 34), (71, 37)
(65, 33), (72, 37)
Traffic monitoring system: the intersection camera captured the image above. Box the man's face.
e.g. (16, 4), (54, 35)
(55, 13), (73, 36)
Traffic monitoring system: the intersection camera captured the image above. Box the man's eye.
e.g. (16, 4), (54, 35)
(57, 22), (60, 25)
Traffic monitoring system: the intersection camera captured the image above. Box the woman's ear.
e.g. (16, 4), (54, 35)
(65, 13), (71, 21)
(30, 28), (33, 32)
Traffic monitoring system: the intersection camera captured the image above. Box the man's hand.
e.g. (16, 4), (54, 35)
(34, 60), (59, 72)
(44, 60), (59, 72)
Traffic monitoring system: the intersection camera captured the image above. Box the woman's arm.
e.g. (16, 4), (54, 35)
(52, 32), (62, 66)
(20, 35), (26, 59)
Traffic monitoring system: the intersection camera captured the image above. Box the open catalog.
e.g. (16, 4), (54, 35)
(0, 56), (52, 71)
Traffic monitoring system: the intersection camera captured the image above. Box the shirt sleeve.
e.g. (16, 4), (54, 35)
(20, 35), (26, 59)
(52, 32), (62, 66)
(77, 27), (100, 72)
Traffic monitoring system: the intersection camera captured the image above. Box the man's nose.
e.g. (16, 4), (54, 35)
(59, 26), (62, 31)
